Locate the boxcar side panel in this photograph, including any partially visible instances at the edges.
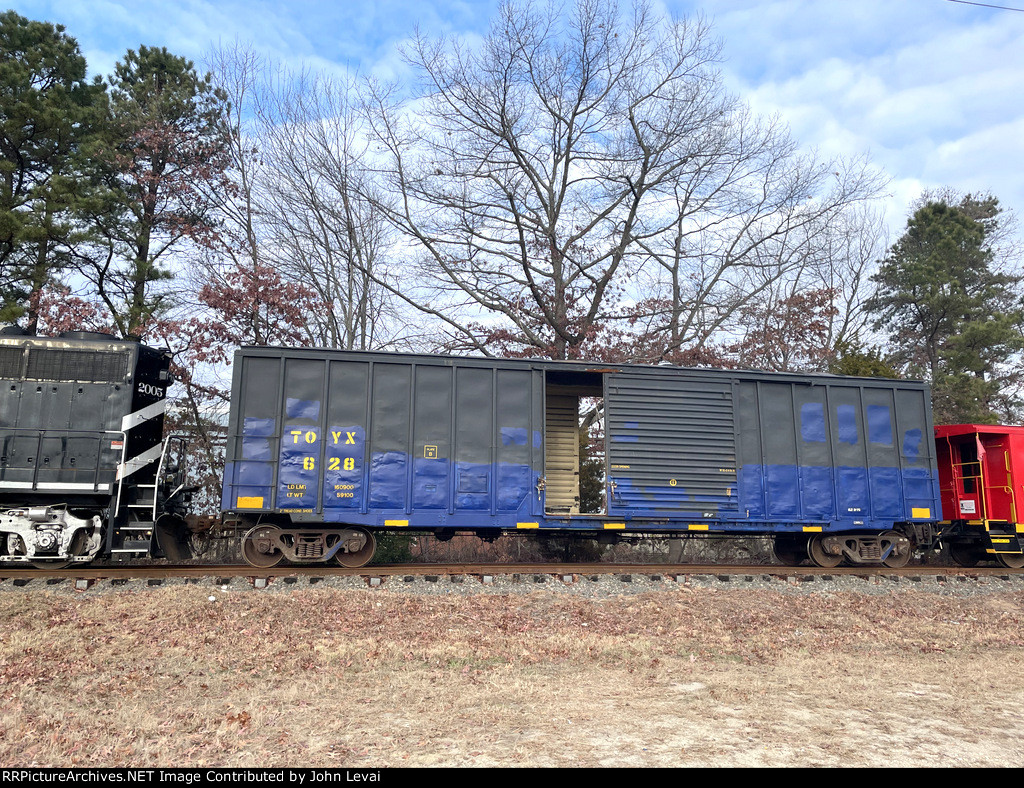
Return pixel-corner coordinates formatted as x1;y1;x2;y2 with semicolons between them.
225;353;543;525
894;388;940;520
278;358;325;512
862;386;902;520
454;366;492;512
411;364;452;511
829;385;872;519
757;382;800;520
323;359;370;514
368;363;411;511
223;355;280;511
496;369;535;513
736;381;765;519
793;384;834;520
729;379;939;529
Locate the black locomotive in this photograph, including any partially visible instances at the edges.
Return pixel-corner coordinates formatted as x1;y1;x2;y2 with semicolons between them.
0;326;191;567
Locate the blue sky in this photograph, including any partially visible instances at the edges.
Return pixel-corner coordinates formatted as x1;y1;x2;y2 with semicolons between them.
8;0;1024;238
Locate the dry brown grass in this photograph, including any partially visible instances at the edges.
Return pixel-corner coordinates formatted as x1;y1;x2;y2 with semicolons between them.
2;584;1023;767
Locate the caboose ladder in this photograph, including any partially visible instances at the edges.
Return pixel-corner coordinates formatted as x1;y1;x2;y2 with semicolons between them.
975;443;1024;558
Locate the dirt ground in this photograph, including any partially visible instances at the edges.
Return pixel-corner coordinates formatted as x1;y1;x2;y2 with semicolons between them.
1;577;1023;768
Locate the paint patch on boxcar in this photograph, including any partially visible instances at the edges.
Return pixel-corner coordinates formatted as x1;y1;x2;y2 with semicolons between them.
286;397;320;421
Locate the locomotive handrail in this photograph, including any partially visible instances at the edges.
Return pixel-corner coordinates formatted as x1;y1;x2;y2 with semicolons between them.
151;434;189;522
113;429;127;517
152;437;169;522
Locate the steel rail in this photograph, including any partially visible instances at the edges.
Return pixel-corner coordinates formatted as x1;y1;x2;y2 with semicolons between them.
1;561;1021;583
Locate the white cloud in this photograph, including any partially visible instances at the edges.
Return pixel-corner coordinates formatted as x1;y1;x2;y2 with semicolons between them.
675;0;1024;228
9;0;1024;231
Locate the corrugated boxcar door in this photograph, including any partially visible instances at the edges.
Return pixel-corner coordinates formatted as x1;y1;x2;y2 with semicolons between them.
605;373;738;515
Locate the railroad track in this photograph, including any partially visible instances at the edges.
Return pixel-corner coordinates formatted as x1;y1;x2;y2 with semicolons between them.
1;561;1022;589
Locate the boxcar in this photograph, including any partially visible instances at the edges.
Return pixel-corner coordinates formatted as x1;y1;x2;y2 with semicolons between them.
222;348;942;568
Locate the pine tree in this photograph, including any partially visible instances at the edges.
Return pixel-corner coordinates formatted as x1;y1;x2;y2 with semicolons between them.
86;46;232;338
0;11;106;330
865;195;1024;423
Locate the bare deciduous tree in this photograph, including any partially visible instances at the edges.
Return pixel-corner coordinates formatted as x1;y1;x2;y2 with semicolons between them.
721;203;890;372
253;68;401;350
363;0;886;360
205;43;403;351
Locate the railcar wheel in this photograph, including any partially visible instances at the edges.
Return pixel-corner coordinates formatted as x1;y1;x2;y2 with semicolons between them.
772;535;806;566
242;525;285;568
880;530;911;568
40;527;93;569
335;528;376;568
13;530;89;570
30;558;72;570
807;534;842;568
949;542;982;567
995;553;1024;569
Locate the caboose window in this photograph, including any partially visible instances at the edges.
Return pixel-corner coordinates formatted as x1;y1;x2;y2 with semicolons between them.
959;441;980;494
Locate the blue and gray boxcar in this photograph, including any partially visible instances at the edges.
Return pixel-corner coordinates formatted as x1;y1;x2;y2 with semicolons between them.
222;348;942;568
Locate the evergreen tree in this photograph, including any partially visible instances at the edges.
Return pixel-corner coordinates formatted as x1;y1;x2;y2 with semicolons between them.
86;46;231;338
827;341;900;379
0;10;106;330
865;195;1024;423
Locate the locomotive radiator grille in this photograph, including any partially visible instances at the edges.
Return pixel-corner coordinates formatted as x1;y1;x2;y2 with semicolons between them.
0;348;22;378
25;349;130;383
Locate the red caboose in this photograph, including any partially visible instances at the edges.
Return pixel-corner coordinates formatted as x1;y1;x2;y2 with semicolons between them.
935;424;1024;567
